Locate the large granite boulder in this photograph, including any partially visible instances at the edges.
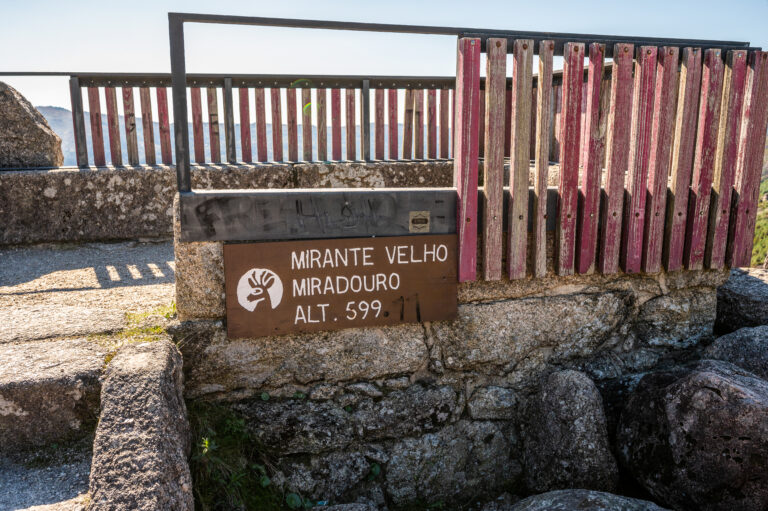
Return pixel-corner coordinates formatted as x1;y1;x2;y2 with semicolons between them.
0;82;63;168
704;325;768;379
509;490;669;510
89;340;192;511
521;370;618;493
617;360;768;511
716;268;768;332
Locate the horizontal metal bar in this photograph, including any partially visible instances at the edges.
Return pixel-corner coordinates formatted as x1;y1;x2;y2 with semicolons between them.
179;187;558;242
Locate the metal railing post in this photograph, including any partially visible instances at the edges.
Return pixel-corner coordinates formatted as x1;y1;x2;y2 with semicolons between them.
68;76;88;168
169;14;191;192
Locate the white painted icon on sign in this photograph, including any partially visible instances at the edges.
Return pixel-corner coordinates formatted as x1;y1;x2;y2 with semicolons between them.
237;268;283;312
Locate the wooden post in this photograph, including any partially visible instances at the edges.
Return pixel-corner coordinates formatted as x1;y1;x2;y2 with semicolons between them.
122;87;139;166
239;87;252;162
706;50;747;269
190;87;205;164
270;88;283;162
207;87;221;163
287;87;299;161
508;39;533;280
375;88;385;159
361;80;371;161
69;77;88;168
621;46;657;274
555;43;585;276
414;89;424;159
440;88;450;158
575;43;605;274
403;89;414;159
427;89;437;158
532;41;553;278
482;38;507;281
87;87;105;166
139;87;156;165
388;89;398;159
104;86;122;166
331;89;342;160
641;47;680;274
684;49;725;270
302;88;313;161
223;78;236;163
454;37;482;282
156;87;173;165
346;88;356;160
727;51;768;267
317;88;328;161
254;88;268;162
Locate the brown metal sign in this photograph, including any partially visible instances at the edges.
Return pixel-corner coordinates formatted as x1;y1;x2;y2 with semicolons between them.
224;235;457;338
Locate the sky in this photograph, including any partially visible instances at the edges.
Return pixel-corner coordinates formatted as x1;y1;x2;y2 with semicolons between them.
2;0;768;112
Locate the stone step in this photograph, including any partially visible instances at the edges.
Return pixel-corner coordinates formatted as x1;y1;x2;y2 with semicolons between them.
0;338;106;452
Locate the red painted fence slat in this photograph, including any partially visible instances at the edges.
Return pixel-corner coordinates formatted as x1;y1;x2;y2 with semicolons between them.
253;88;268;162
641;47;680;273
302;88;312;161
139;87;156;165
388;89;398;159
270;88;283;162
555;42;585;276
728;51;768;267
454;37;482;282
532;40;554;278
104;87;122;166
427;89;437;159
482;37;507;281
598;43;634;274
286;88;298;161
207;88;221;163
317;88;328;161
621;46;657;274
575;43;605;274
122;87;139;166
239;87;252;162
706;50;748;269
331;89;342;160
156;87;172;165
346;88;356;160
508;39;534;280
684;49;725;270
414;89;424;159
87;87;105;166
440;88;450;158
190;87;205;164
375;88;385;159
403;89;414;159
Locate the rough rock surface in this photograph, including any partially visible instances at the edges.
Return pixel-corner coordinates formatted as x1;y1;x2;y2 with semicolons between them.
0;82;63;168
716;267;768;332
89;341;192;511
509;489;669;510
704;325;768;379
468;386;518;419
617;360;768;511
635;288;716;347
0;339;105;452
521;370;618;493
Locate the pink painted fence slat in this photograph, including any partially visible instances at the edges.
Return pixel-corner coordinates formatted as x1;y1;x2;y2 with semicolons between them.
728;51;768;267
270;88;283;162
508;39;534;280
414;89;424;159
532;41;553;278
440;88;450;158
598;44;634;274
684;49;725;270
122;87;139;166
139;87;155;165
207;88;221;163
403;89;414;159
104;87;122;166
555;43;585;276
427;89;437;159
388;89;398;159
239;87;252;162
156;87;172;165
190;87;205;164
87;87;105;166
482;38;507;281
621;46;658;274
317;88;328;161
664;48;703;271
302;88;312;161
705;50;747;269
375;89;385;159
641;47;680;273
254;88;268;162
454;37;482;282
331;89;342;160
346;88;356;160
286;88;298;161
575;43;605;274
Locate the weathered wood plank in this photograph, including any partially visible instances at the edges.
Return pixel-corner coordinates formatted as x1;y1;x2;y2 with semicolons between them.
87;87;105;166
532;40;553;278
316;88;327;161
440;88;450;158
413;89;424;158
454;37;482;282
575;43;605;274
139;87;156;165
374;88;385;159
156;87;172;165
403;89;414;159
207;87;221;163
270;88;283;162
427;89;437;159
122;87;139;166
239;87;252;162
555;43;585;276
346;88;356;160
286;88;299;161
663;48;703;271
302;88;312;161
508;39;534;280
482;38;507;281
69;78;88;167
621;46;658;274
331;88;342;160
641;47;680;273
104;87;122;166
598;44;634;274
705;50;748;269
190;87;205;164
388;89;398;159
223;79;236;163
684;49;725;270
253;88;268;162
728;51;768;267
